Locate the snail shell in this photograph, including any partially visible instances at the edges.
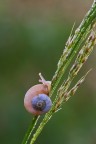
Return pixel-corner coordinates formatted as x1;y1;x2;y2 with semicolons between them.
24;73;52;115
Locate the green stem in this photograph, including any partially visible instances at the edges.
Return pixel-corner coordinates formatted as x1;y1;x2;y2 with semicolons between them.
29;1;96;144
30;112;53;144
22;116;40;144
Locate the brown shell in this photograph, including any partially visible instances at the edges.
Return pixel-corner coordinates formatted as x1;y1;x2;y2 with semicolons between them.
24;84;50;115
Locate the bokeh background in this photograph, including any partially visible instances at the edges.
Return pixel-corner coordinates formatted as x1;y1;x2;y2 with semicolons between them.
0;0;96;144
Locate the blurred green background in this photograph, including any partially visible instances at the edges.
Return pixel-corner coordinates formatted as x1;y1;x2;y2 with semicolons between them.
0;0;96;144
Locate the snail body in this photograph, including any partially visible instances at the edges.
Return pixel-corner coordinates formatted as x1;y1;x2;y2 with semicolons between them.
24;73;52;116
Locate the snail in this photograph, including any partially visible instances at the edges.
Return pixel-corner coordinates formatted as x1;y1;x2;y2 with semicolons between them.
24;73;52;115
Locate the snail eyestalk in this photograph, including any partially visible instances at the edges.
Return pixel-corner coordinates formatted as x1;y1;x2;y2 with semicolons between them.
39;73;51;92
39;73;47;84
